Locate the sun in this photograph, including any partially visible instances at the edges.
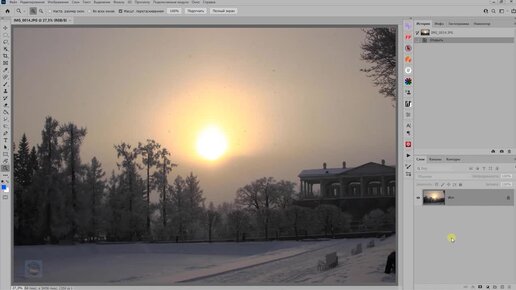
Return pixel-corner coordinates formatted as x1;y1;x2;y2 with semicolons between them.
196;125;228;161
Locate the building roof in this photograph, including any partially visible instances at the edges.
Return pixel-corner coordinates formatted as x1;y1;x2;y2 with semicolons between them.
298;167;353;178
298;162;395;179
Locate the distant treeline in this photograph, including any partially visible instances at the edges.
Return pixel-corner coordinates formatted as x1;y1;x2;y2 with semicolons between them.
14;116;394;245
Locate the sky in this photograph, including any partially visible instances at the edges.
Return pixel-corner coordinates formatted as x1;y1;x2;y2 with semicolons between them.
13;27;396;204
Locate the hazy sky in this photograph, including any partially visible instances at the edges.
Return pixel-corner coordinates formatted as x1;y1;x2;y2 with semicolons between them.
13;27;395;204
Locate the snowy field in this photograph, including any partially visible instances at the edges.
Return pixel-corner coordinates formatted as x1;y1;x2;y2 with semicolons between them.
14;235;396;285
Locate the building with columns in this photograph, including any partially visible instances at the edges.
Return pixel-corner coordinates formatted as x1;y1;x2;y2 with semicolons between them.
295;160;395;218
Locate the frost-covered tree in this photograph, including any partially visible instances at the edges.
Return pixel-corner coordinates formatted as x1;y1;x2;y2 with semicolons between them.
34;116;65;243
170;175;187;240
167;172;206;241
137;139;161;234
13;135;28;240
275;180;297;209
13;134;39;244
363;208;387;231
115;143;138;211
14;134;31;187
204;202;220;242
213;202;238;239
236;177;276;210
227;209;250;242
59;122;87;239
114;143;146;240
315;204;345;237
28;146;38;175
152;147;177;229
106;170;123;240
235;177;284;240
385;206;395;230
184;172;205;238
38;117;61;171
83;157;106;240
284;205;313;239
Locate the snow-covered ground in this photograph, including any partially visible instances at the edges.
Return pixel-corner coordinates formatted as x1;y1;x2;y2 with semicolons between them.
14;235;396;285
188;236;396;285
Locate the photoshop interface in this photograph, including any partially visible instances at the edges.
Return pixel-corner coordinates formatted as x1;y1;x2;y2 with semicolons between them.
0;1;514;290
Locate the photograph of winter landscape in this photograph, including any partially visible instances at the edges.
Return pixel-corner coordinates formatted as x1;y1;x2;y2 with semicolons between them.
12;26;397;285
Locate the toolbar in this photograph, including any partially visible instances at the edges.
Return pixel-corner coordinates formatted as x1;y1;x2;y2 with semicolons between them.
0;20;10;202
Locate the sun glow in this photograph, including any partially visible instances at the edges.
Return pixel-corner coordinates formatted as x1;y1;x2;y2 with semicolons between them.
196;125;228;161
155;81;267;163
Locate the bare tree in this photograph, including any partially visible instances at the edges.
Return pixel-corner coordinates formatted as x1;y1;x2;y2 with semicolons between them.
361;28;397;101
235;177;278;240
205;202;220;242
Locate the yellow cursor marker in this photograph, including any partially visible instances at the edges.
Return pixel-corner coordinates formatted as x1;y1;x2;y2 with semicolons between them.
447;233;457;243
